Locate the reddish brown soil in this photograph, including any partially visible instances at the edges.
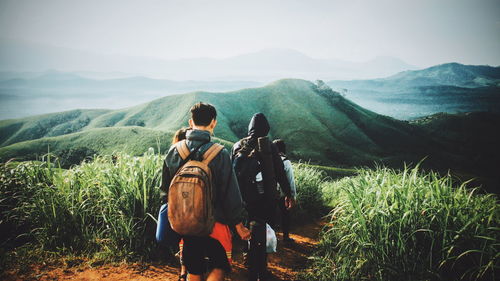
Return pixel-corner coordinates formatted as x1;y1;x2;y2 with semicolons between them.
2;221;322;281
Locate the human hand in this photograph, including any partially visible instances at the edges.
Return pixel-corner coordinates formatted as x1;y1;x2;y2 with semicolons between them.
285;196;295;210
235;222;251;240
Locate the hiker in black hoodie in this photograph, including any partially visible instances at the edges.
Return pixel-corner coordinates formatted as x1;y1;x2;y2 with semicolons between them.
231;113;293;280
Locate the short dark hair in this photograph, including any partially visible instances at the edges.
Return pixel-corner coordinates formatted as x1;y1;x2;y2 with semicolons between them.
273;139;286;154
190;102;217;126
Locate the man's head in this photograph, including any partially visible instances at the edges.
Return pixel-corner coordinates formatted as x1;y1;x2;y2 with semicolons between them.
188;102;217;133
273;139;286;154
248;113;270;138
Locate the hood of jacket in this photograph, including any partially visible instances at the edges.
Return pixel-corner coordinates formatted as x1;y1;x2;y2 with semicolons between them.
247;113;270;138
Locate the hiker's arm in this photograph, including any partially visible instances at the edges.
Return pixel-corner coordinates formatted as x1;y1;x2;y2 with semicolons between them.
272;145;292;197
230;141;241;161
218;149;247;226
159;145;180;202
159;160;171;202
284;160;297;199
235;222;251;240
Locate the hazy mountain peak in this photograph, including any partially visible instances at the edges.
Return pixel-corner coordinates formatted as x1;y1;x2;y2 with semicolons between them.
367;56;414;65
234;48;313;60
385;62;500;87
36;69;84;80
0;39;417;80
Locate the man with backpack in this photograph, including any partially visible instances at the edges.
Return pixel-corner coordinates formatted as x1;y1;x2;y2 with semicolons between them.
231;113;293;280
160;102;251;281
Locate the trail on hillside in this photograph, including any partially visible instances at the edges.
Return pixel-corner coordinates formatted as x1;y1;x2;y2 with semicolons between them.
2;221;323;281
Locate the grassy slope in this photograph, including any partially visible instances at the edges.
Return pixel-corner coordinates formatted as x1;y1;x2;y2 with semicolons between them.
0;126;234;165
0;127;170;161
84;79;440;166
410;112;500;193
0;109;111;146
1;79;499;182
307;166;499;281
1;79;396;165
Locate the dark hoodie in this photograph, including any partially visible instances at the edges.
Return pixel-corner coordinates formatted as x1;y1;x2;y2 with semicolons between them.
231;113;292;198
248;112;270;138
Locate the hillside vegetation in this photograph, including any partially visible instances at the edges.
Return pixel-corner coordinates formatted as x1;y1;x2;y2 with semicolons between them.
0;109;110;146
304;165;499;281
1;78;500;192
0;153;328;265
1;155;497;281
0;126;234;168
0;79;465;165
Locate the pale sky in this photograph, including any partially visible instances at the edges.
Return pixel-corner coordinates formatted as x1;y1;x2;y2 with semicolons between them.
0;0;499;66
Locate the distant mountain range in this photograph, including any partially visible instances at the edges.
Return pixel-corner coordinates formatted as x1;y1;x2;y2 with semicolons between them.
328;63;500;119
1;62;499;120
1;79;499;192
0;70;263;119
0;70;261;91
0;39;417;81
329;63;500;89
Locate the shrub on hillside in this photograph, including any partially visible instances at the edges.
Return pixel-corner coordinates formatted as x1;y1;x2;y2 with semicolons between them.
304;165;499;281
57;147;97;168
292;163;329;219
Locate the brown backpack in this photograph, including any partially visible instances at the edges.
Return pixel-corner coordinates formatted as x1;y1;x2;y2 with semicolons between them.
167;140;224;236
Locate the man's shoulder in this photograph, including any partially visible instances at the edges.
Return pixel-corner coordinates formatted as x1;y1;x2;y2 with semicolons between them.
206;142;230;161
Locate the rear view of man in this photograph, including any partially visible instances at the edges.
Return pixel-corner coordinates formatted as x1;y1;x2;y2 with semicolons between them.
160;102;251;281
232;113;293;280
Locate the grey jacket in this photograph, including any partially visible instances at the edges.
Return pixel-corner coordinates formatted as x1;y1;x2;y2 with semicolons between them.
160;129;246;226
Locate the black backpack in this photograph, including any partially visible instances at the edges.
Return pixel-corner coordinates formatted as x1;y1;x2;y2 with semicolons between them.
233;136;277;203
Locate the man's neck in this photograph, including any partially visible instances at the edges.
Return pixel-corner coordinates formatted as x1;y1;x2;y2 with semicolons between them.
192;126;212;134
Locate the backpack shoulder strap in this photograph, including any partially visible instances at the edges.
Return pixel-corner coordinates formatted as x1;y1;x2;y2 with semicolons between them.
202;143;224;165
175;140;190;160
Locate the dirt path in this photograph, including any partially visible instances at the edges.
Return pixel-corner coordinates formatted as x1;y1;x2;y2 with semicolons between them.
2;221;323;281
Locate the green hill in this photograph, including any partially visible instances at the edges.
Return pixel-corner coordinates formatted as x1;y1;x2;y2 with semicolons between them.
0;126;234;167
387;63;500;88
329;63;500;90
0;109;111;146
327;63;500;119
410;111;500;178
0;79;434;166
0;127;169;165
1;78;500;193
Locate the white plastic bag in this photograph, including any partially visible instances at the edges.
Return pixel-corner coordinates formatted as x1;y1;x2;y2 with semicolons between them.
266;223;277;253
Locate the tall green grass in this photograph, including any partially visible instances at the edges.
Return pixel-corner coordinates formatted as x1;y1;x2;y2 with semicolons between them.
0;154;327;265
305;165;499;281
291;163;330;219
2;155;498;281
1;149;163;261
